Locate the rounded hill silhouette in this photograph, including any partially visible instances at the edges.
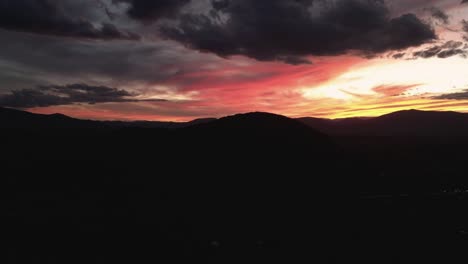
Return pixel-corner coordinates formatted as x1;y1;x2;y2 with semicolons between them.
181;112;334;155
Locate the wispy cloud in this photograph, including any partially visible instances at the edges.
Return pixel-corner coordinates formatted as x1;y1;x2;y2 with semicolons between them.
0;83;165;108
433;89;468;100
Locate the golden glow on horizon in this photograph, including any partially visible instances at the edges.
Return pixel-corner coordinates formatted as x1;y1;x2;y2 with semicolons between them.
294;55;468;118
301;56;468;101
322;99;468;119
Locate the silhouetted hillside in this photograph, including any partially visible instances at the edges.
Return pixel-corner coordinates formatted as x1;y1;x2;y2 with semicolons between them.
7;107;468;138
299;109;468;137
181;112;333;152
297;116;368;136
0;107;103;130
3;107;344;263
4;107;468;263
103;117;217;129
368;109;468;136
0;107;335;163
0;107;215;131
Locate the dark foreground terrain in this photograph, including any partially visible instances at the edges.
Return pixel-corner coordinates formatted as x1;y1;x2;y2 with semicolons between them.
3;107;468;263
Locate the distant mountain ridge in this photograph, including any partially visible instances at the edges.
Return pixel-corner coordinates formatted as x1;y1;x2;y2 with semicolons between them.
298;109;468;136
3;107;468;137
0;107;216;130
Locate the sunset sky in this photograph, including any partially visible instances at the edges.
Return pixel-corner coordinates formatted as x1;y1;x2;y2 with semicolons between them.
1;0;468;121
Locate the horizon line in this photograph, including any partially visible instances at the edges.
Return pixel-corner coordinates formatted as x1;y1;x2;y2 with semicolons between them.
2;106;466;124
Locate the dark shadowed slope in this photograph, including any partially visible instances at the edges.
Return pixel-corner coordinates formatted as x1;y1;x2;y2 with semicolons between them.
107;117;217;129
183;112;332;148
3;108;341;263
0;107;102;130
5;108;468;263
0;107;337;171
297;116;368;136
170;111;337;176
298;109;468;137
367;109;468;136
0;107;335;161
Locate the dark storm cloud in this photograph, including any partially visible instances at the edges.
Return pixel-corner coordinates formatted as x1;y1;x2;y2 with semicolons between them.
96;0;116;20
280;56;313;65
412;40;466;59
387;0;444;15
428;7;449;25
114;0;191;22
160;0;436;64
0;84;165;108
0;0;139;40
0;29;207;87
433;89;468;100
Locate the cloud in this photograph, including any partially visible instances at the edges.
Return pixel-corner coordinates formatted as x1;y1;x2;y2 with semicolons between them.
373;84;421;96
433;89;468;100
160;0;436;64
96;0;116;20
0;84;165;108
437;49;467;58
392;53;406;59
279;56;313;65
114;0;191;22
427;7;449;25
413;46;442;58
0;29;226;89
441;41;465;49
462;20;468;41
412;40;466;59
387;0;447;16
0;0;139;40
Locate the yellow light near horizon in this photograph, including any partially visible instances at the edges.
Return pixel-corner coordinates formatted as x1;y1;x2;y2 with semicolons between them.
301;56;468;101
301;84;355;101
295;55;468;119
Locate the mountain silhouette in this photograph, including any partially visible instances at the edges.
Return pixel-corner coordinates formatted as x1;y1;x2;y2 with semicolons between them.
0;107;215;131
5;107;468;263
181;112;332;149
0;107;337;179
5;107;468;138
2;107;342;263
298;109;468;137
0;106;101;130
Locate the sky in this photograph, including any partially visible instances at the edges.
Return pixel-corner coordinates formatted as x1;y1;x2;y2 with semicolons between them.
1;0;468;121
